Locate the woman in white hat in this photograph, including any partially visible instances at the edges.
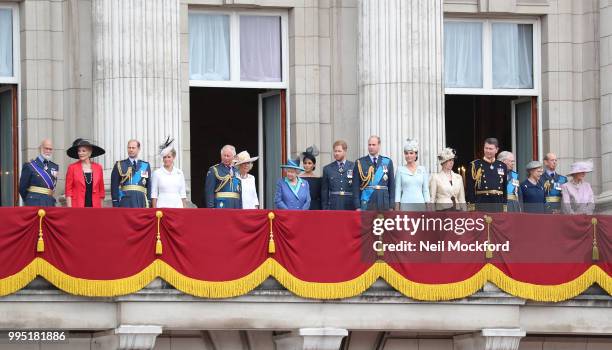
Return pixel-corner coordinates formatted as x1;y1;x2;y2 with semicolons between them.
394;139;430;211
151;138;187;208
519;160;545;213
561;161;595;214
235;151;260;209
429;148;466;211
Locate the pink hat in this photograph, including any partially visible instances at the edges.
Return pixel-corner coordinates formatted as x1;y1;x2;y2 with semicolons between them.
567;160;593;176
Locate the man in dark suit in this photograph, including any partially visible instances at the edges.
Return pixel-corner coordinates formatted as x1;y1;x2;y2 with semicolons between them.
111;139;152;208
352;135;395;211
321;140;355;210
19;139;58;206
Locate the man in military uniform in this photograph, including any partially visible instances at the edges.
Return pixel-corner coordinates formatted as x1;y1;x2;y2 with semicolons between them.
352;135;395;211
497;151;521;212
19;139;58;206
111;140;152;208
321;140;354;210
204;145;242;209
540;152;567;214
466;138;507;212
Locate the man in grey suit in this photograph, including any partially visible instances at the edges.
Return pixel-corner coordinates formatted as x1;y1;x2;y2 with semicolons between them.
321;140;355;210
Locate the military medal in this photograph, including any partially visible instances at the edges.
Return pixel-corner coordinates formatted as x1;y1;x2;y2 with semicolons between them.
490;165;494;170
347;169;353;178
338;166;344;173
143;179;147;185
382;165;388;181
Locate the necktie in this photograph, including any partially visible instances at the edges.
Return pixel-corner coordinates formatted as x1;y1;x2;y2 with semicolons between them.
372;157;377;166
339;162;344;171
43;160;48;170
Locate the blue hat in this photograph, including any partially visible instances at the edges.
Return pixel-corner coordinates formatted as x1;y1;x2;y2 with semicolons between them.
280;158;304;171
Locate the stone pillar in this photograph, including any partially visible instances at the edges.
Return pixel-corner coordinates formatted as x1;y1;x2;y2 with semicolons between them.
93;325;162;350
358;0;445;171
599;0;612;212
274;328;348;350
453;328;525;350
92;0;181;177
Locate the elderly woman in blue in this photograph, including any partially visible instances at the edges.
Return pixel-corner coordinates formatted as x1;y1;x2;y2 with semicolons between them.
275;158;311;210
394;139;430;211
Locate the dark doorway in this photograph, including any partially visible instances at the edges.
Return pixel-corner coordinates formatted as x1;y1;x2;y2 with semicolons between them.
0;84;18;206
190;87;266;207
445;95;514;172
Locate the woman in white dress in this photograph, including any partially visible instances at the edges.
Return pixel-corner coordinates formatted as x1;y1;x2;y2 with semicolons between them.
235;151;260;209
151;138;187;208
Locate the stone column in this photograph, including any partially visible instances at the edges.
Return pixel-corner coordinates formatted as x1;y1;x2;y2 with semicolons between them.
92;0;181;177
274;328;348;350
93;325;162;350
453;328;525;350
599;0;612;212
358;0;445;171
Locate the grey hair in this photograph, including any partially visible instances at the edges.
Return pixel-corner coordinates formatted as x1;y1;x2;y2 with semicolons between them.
220;145;236;156
497;151;513;162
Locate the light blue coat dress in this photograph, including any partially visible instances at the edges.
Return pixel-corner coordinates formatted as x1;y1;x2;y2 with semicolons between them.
274;178;311;210
395;165;430;211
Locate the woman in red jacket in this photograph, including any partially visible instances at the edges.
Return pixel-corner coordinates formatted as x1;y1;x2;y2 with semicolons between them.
65;139;106;207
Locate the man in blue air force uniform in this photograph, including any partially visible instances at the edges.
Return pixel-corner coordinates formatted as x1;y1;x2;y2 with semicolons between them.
19;139;58;206
497;151;521;212
111;139;152;208
321;140;355;210
203;145;242;209
540;152;567;214
352;135;395;211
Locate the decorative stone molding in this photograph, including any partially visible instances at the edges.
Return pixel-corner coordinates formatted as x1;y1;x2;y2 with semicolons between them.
454;328;526;350
274;328;348;350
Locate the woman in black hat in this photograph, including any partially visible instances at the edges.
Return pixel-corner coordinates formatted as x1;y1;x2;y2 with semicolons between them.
65;139;106;208
300;145;321;210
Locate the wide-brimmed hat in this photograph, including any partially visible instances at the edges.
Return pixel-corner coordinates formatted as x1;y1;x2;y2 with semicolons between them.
525;160;543;171
66;138;105;159
567;160;593;175
235;151;259;166
280;158;304;172
437;147;457;164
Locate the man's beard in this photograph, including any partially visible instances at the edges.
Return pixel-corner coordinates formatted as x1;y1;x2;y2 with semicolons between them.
41;153;52;161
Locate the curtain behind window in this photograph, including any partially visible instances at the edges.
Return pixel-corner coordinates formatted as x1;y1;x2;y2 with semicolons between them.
444;21;483;88
492;23;533;89
189;13;230;81
240;16;281;82
0;9;13;77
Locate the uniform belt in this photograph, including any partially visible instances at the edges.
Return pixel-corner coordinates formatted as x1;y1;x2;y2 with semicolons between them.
366;186;388;190
330;191;352;196
546;196;561;203
121;185;147;194
476;190;503;196
27;186;54;196
507;194;518;201
215;192;240;199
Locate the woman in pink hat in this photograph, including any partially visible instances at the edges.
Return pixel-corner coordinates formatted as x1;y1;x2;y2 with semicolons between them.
561;161;595;214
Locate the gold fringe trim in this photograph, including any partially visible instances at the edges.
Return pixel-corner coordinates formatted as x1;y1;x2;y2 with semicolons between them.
0;259;611;301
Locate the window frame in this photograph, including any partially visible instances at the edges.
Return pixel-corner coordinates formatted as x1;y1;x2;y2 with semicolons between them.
188;8;289;89
0;3;20;84
443;17;541;96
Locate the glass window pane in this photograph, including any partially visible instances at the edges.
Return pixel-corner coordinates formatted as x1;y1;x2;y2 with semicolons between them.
240;16;281;82
492;23;533;89
189;13;230;81
0;9;13;77
444;21;483;88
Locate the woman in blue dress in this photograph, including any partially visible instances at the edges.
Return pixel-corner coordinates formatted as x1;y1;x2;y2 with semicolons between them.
519;160;546;213
275;158;311;210
394;139;430;211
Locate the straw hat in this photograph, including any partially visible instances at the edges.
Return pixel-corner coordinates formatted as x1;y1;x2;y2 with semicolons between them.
235;151;259;166
567;160;593;176
437;147;456;164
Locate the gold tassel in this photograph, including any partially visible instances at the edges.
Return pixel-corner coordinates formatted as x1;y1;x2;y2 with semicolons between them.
484;215;493;259
591;217;599;261
268;212;276;254
155;211;163;256
36;209;46;253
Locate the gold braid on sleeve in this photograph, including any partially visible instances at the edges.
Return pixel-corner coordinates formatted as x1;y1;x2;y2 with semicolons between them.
357;160;374;191
471;162;483;190
116;161;132;185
